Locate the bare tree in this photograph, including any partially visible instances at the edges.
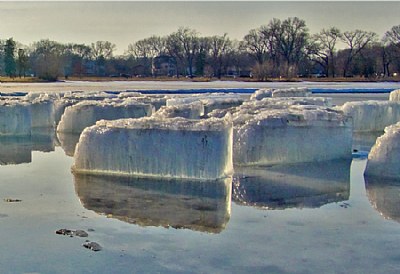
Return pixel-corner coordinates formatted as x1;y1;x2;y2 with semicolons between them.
384;25;400;48
341;30;377;77
309;27;342;77
208;34;233;78
241;28;268;65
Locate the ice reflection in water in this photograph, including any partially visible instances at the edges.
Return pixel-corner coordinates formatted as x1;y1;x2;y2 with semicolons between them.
365;176;400;223
0;129;56;165
232;159;351;209
73;173;232;233
57;132;81;156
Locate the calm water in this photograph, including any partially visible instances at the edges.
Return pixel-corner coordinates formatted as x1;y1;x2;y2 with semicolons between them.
0;129;399;274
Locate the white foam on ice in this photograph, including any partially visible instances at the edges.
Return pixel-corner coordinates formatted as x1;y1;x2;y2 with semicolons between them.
340;100;400;132
73;116;233;180
57;100;154;134
365;122;400;179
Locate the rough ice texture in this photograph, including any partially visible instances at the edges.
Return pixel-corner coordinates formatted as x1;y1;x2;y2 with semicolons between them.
57;100;154;134
272;87;311;98
153;102;204;119
167;93;244;115
233;104;352;165
340;100;400;132
54;98;79;125
0;100;31;136
364;122;400;179
250;88;273;100
73;116;233;180
62;91;118;101
74;174;231;233
26;94;56;128
390;89;400;101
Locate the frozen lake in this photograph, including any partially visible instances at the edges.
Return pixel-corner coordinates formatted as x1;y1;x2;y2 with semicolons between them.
1;82;400;273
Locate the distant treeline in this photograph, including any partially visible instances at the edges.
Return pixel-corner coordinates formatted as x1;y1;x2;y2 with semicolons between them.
2;17;400;81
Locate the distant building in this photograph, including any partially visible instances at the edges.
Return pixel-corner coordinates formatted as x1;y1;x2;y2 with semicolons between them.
152;55;177;77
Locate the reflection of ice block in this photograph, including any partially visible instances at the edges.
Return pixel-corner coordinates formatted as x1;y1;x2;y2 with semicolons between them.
340;101;400;132
390;89;400;101
57;100;153;134
0;136;32;165
31;128;56;152
234;105;352;165
0;101;31;136
233;159;351;209
73;116;233;180
74;173;231;233
272;87;311;98
153;102;204;119
57;132;81;156
365;177;400;223
365;122;400;179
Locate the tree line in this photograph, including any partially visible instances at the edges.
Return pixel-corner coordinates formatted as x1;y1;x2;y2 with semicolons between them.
1;17;400;81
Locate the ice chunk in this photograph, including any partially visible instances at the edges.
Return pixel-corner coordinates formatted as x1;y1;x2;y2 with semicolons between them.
74;173;231;233
153;102;204;119
167;93;244;115
272;87;311;98
0;100;31;136
250;88;273;100
28;94;55;128
73;116;233;180
57;100;154;134
340;101;400;132
54;98;79;125
234;105;352;165
390;89;400;101
364;122;400;179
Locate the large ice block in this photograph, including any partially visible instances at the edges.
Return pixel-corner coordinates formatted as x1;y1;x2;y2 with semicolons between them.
153;102;204;119
390;89;400;101
0;100;31;136
74;173;231;233
340;100;400;132
271;87;311;98
167;93;244;115
234;105;352;165
57;100;154;134
73;116;233;180
364;122;400;179
28;94;55;128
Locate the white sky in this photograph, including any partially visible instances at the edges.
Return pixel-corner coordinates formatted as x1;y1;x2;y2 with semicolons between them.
0;1;399;54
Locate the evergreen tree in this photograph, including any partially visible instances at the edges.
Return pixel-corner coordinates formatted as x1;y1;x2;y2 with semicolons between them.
4;38;16;77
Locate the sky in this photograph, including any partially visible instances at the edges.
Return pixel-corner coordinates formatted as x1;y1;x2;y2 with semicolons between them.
0;1;399;54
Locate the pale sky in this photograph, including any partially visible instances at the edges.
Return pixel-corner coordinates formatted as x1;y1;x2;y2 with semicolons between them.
0;1;399;54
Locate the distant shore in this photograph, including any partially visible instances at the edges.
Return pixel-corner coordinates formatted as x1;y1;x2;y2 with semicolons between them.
1;76;400;84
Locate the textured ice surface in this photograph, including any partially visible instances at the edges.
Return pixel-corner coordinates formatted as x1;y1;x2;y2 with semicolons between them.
167;93;244;115
272;87;311;98
233;104;352;165
340;100;400;132
28;94;55;128
73;116;233;180
57;100;153;133
0;100;31;135
74;173;231;233
390;89;400;101
153;102;204;119
250;88;273;100
365;122;400;179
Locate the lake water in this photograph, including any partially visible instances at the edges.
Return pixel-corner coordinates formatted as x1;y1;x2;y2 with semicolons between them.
1;82;400;273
